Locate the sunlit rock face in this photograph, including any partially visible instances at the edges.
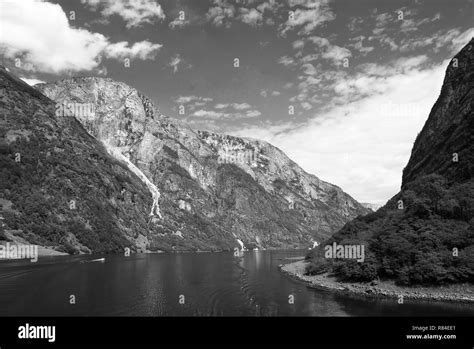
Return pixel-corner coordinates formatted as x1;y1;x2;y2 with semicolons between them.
0;67;157;254
34;76;369;252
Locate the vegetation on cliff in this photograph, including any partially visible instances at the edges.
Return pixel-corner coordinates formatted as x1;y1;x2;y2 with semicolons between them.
306;39;474;286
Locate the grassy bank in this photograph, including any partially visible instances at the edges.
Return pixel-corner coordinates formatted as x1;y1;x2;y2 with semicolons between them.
280;260;474;303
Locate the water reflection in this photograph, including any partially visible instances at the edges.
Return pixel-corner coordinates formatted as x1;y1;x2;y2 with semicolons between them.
0;250;472;316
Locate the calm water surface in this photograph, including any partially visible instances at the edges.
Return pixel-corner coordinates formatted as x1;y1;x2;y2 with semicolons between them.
0;250;473;316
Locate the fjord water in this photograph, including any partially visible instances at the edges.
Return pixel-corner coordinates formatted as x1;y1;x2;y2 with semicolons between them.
0;250;472;316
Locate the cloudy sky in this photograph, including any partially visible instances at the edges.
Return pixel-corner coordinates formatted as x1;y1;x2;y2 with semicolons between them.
1;0;473;205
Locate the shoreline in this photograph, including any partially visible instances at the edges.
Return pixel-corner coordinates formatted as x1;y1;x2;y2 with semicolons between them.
279;260;474;304
0;247;283;263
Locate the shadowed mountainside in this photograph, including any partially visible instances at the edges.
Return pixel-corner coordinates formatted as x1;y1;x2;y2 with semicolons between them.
306;39;474;286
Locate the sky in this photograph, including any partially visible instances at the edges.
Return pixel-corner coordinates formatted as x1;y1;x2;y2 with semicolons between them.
0;0;473;205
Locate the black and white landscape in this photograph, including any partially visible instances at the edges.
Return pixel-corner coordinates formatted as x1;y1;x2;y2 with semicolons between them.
0;0;473;324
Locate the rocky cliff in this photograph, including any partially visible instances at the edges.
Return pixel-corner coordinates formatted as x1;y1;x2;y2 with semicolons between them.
306;39;474;285
25;75;368;253
0;66;160;254
402;42;474;185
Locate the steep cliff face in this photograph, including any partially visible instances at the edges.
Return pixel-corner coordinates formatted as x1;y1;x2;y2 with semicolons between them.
0;66;159;254
33;75;369;252
307;39;474;286
402;40;474;185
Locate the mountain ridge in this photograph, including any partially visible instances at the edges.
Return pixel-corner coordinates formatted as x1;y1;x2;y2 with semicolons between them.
0;65;158;254
36;74;370;249
1;65;369;255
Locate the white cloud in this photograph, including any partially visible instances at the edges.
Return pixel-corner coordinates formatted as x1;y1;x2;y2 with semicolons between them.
206;0;279;28
367;7;473;55
169;18;191;29
449;28;474;53
191;104;261;120
174;95;213;104
81;0;165;28
166;54;187;73
282;36;352;106
279;0;335;36
230;60;448;205
374;12;393;32
0;0;162;74
238;8;263;26
257;0;280;13
292;39;305;50
347;16;364;32
246;110;262;117
331;55;430;103
394;28;470;53
348;36;374;56
193;109;227;119
307;36;351;65
301;63;317;75
232;102;251;110
288;0;328;7
206;0;236;28
393;55;429;70
278;55;296;67
323;45;351;63
213;102;252;111
105;40;162;60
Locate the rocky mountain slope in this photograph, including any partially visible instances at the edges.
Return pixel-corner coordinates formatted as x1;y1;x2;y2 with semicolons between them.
0;66;161;254
402;45;474;185
306;39;474;285
26;75;368;253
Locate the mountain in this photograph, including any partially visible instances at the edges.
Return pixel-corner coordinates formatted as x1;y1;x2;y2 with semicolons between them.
0;66;369;255
360;203;382;212
306;39;474;285
402;45;474;186
0;66;164;254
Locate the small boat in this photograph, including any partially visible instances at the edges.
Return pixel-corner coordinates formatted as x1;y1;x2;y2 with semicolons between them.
81;258;105;263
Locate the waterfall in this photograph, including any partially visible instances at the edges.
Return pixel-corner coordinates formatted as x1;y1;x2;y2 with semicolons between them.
105;143;162;219
237;239;246;251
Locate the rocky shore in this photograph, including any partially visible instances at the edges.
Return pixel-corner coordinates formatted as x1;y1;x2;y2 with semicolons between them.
280;260;474;304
